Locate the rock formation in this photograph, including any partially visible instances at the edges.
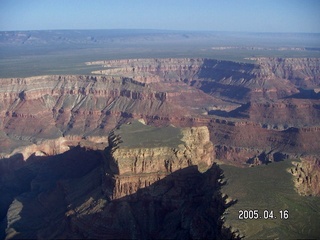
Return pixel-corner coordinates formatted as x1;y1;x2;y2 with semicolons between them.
109;122;213;198
290;156;320;196
1;123;239;239
1;57;320;166
1;57;320;239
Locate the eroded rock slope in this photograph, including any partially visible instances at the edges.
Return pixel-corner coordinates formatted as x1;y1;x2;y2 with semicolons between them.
0;57;320;212
1;123;239;239
1;58;320;164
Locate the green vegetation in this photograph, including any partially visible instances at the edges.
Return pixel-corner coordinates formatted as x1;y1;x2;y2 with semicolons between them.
220;160;320;239
114;120;183;148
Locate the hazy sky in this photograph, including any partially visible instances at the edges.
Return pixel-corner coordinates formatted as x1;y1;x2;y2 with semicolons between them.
0;0;319;33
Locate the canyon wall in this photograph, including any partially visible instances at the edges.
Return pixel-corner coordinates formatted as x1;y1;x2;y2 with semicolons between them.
1;124;239;239
1;57;320;239
290;156;320;196
109;124;213;198
1;57;320;165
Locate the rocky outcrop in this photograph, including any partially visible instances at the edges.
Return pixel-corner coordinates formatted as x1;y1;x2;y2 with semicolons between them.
290;156;320;196
247;99;320;128
88;57;320;101
109;124;213;198
208;118;320;165
1;57;320;165
214;145;289;166
1;56;320;239
87;58;203;83
254;57;320;88
1;129;238;239
0;73;229;156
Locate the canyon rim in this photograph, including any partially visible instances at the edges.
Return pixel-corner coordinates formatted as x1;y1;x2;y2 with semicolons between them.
1;30;320;239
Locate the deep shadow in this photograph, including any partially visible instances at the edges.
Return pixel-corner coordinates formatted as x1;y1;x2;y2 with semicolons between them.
209;102;250;118
198;59;256;81
3;146;239;240
200;81;251;100
2;146;113;239
272;152;289;162
284;88;320;99
0;153;28;239
70;165;239;240
197;59;255;100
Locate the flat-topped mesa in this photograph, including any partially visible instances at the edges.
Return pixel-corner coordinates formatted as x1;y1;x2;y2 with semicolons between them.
88;58;204;83
88;57;320;101
88;58;257;86
0;75;153;101
107;121;213;198
110;123;213;175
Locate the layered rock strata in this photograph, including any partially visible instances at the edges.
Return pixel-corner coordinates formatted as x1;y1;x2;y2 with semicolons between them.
87;57;320;99
290;156;320;196
1;124;238;239
1;57;320;165
109;123;213;198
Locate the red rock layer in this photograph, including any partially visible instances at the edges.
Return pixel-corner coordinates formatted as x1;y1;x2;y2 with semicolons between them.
1;57;320;165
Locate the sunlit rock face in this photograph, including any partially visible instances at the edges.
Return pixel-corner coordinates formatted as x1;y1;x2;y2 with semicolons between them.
109;122;214;198
1;57;320;163
1;57;320;238
290;156;320;196
1;125;238;239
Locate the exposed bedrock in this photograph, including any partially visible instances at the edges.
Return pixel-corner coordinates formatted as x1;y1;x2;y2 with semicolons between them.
213;145;290;166
88;57;320;99
1;56;320;238
1;127;239;239
254;57;320;88
247;99;320;128
109;125;214;198
290;156;320;196
208;119;320;165
0;57;319;163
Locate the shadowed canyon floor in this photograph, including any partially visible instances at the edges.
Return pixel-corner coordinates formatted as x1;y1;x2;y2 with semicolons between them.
0;127;238;239
1;55;320;239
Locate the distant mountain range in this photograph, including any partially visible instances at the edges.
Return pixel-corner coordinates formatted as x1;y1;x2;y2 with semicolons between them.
1;29;320;47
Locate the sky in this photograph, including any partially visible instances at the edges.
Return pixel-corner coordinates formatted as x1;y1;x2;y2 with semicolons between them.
0;0;319;33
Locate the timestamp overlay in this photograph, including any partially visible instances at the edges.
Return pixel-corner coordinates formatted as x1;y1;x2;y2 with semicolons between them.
220;160;320;239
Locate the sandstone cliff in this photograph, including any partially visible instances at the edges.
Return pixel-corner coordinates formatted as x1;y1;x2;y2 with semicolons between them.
88;57;320;101
109;122;213;198
1;57;320;166
254;57;320;88
290;156;320;196
1;56;320;239
1;124;238;239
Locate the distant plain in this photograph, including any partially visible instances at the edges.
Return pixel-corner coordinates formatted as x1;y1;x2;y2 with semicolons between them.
1;30;320;239
1;30;320;78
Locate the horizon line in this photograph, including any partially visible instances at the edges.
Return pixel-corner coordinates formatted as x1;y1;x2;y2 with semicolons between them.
1;28;320;35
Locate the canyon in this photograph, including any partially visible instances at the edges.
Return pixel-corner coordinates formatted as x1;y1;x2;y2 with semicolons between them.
1;56;320;239
1;58;319;162
1;121;239;239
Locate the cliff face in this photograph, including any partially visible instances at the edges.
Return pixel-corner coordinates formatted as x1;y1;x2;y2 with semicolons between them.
87;58;203;83
254;57;320;88
1;57;320;239
290;156;320;196
109;123;213;198
1;57;320;165
88;57;320;100
1;123;238;239
0;72;229;157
